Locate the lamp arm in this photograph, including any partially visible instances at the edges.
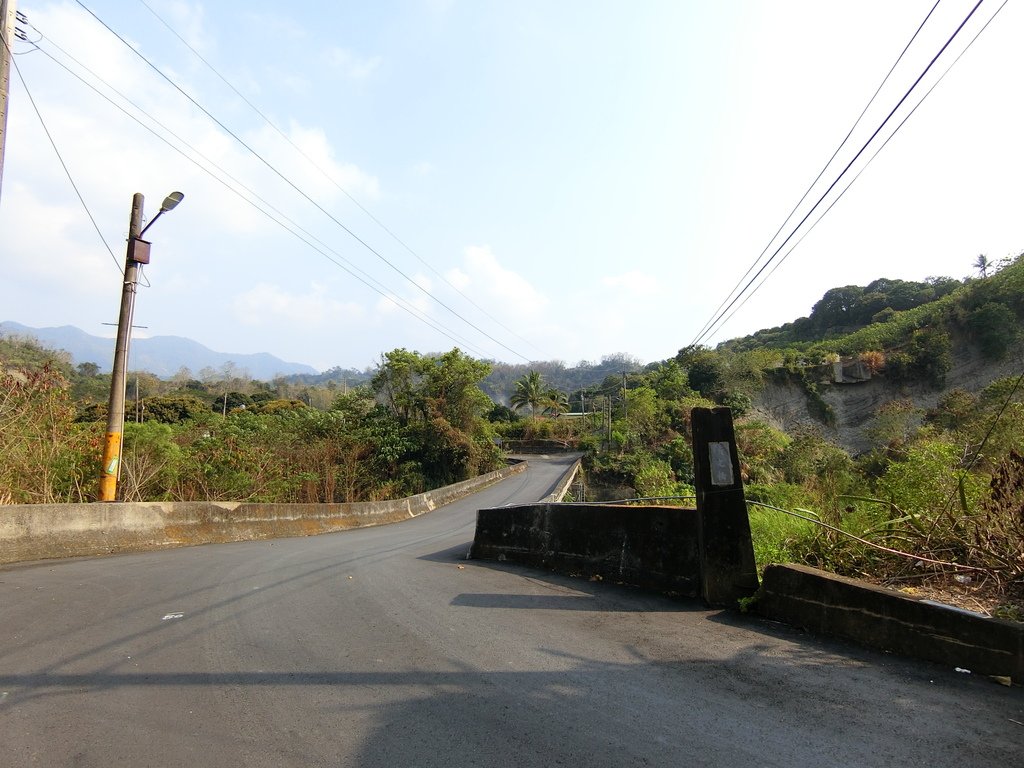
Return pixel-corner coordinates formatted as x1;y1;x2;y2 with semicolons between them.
138;209;164;238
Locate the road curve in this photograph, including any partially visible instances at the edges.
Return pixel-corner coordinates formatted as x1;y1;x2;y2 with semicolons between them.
1;455;1020;766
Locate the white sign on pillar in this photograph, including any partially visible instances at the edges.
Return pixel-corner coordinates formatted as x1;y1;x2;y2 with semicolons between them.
709;442;735;487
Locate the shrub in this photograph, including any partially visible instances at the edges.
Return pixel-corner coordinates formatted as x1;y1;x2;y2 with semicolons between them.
858;350;885;374
877;439;985;518
966;301;1018;360
144;394;210;424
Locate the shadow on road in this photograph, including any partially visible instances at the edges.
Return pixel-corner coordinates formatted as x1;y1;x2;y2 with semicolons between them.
2;643;1011;766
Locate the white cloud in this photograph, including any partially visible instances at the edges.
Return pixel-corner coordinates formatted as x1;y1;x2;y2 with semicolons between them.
232;283;363;328
0;182;116;299
246;120;381;205
324;47;382;81
446;267;470;289
456;245;549;315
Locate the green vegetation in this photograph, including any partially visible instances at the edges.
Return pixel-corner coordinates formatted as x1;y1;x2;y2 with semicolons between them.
0;342;502;503
2;252;1023;608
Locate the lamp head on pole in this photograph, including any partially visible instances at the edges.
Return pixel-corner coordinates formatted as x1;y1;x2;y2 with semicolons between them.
160;191;184;212
139;191;185;238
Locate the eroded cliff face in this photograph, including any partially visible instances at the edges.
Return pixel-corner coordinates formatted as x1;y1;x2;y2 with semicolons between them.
751;335;1024;455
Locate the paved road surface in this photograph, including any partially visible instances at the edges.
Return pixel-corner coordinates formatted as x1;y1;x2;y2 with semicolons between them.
1;455;1021;766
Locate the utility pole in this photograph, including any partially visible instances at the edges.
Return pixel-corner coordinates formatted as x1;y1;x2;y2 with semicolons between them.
0;0;16;204
97;190;183;501
606;398;612;450
621;371;629;450
99;193;145;502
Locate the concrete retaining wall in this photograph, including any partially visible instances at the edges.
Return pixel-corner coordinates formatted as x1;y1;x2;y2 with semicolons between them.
759;564;1023;682
502;439;573;453
0;462;527;565
471;503;701;596
543;458;582;502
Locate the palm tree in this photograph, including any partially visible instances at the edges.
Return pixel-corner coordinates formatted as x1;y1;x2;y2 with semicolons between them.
510;371;546;418
542;388;569;416
974;253;992;278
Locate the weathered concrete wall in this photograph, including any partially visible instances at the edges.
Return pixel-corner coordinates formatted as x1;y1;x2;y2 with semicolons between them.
471;503;701;597
759;564;1023;682
502;439;573;453
543;458;582;502
0;462;527;565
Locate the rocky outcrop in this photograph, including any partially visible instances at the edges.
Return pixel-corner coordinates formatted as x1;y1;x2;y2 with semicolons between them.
751;336;1024;455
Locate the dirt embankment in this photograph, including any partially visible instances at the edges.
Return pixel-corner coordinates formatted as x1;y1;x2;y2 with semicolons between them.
751;335;1024;454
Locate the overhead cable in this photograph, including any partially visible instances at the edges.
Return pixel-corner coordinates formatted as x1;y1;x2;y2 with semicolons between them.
688;0;945;349
27;37;491;358
135;0;545;358
709;0;1009;340
688;0;987;350
73;0;532;363
4;33;122;273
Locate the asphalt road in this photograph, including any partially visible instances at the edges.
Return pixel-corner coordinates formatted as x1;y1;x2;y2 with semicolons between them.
1;454;1021;766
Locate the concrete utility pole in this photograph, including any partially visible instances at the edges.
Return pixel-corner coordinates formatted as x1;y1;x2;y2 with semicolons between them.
99;194;145;502
0;0;16;204
98;190;183;501
621;371;629;449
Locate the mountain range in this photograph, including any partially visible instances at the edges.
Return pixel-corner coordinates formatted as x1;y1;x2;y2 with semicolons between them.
0;321;319;379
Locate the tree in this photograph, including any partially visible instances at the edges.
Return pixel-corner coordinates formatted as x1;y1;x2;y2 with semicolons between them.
144;394;210;424
370;348;500;487
974;253;992;278
809;285;864;329
542;388;569;416
510;371;547;418
676;348;725;399
372;348;427;426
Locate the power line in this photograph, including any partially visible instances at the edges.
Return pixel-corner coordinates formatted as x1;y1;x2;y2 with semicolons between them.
690;0;985;349
33;34;434;315
3;33;121;273
73;0;532;363
134;0;545;358
688;0;987;351
709;0;1010;340
23;35;492;358
688;0;945;349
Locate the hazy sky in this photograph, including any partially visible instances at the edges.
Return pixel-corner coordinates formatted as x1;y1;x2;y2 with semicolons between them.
1;1;1020;372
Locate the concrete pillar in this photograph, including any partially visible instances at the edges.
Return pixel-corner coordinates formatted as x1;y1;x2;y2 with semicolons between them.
691;407;759;606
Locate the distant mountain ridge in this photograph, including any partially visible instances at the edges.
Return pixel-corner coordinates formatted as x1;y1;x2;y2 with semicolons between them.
0;321;319;379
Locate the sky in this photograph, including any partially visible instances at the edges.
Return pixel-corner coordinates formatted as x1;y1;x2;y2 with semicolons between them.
1;0;1021;373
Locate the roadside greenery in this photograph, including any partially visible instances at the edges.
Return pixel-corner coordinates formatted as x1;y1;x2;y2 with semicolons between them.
2;252;1022;606
0;342;502;504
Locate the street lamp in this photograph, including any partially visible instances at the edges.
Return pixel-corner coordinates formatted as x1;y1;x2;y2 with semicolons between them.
98;191;184;502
